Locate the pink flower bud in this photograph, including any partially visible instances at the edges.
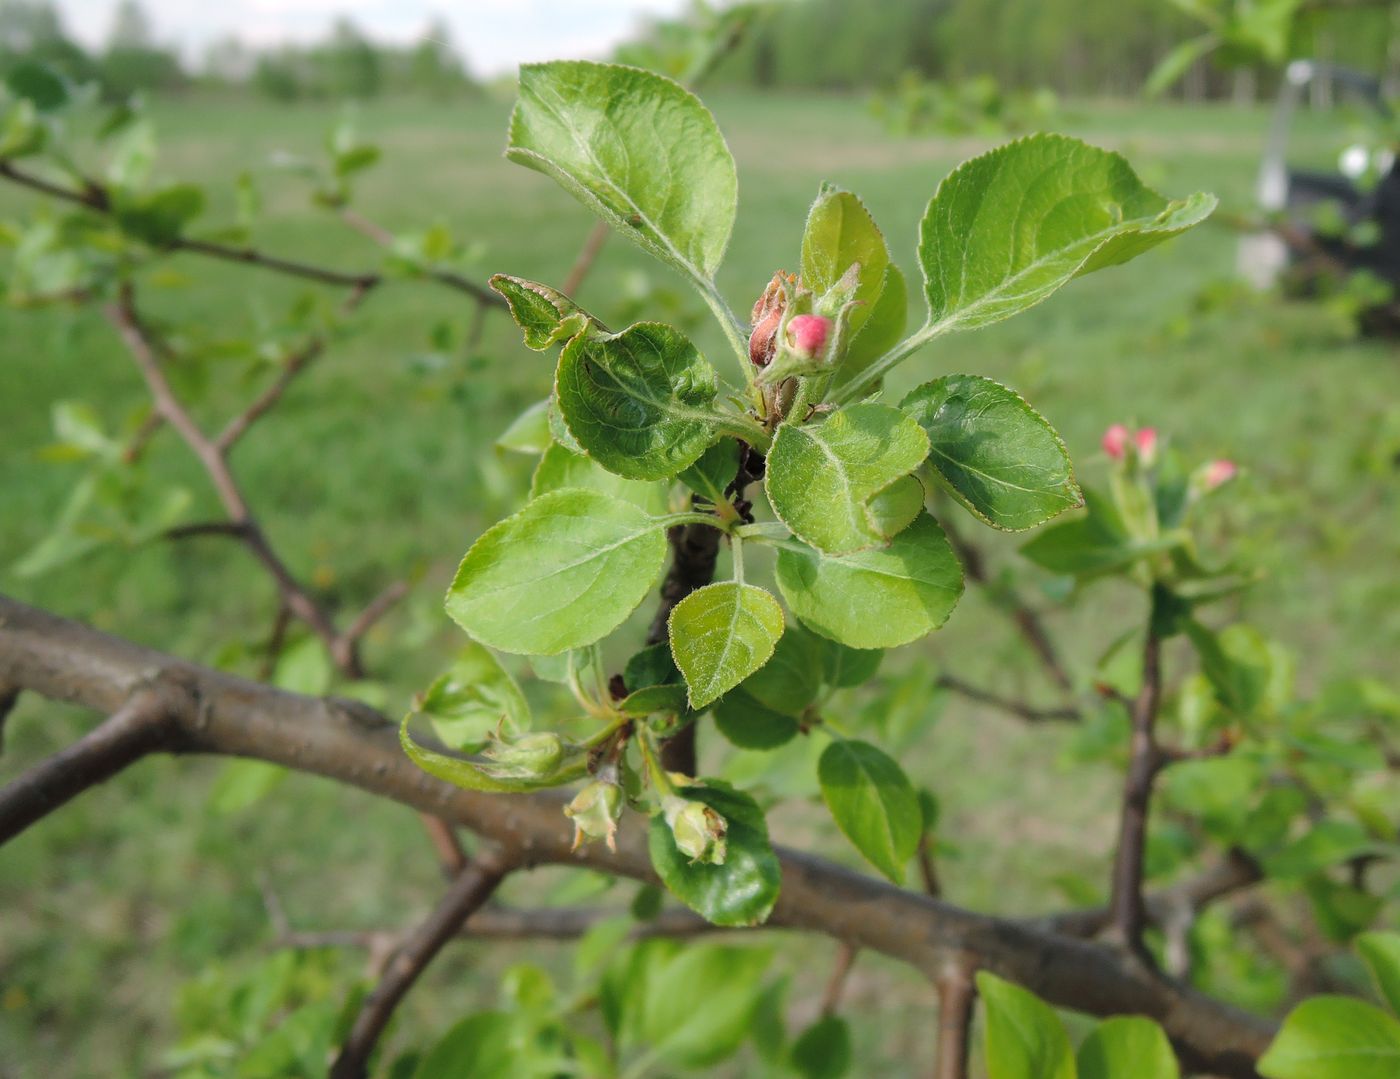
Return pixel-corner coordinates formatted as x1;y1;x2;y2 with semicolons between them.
1202;459;1237;490
1101;424;1129;460
1134;427;1158;462
787;314;830;359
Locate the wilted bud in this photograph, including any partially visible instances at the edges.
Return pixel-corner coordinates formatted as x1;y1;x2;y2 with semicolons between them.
1102;424;1129;460
749;271;793;368
1200;459;1237;491
565;779;623;852
787;314;831;360
662;795;727;865
1134;427;1159;466
481;731;564;779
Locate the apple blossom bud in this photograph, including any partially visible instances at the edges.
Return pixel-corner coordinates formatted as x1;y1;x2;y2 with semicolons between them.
1134;427;1159;466
1201;459;1237;490
787;314;830;359
565;779;623;852
480;731;563;779
662;795;727;865
1102;424;1129;460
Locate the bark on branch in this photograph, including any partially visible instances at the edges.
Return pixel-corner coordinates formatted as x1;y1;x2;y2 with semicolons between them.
0;595;1274;1078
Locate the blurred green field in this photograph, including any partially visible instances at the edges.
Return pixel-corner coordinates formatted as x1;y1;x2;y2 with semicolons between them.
2;92;1400;1076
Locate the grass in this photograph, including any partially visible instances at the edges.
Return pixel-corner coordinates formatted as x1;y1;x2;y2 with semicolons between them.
1;90;1399;1076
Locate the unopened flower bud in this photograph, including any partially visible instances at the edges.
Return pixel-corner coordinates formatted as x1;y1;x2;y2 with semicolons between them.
565;779;623;851
481;731;563;779
1102;424;1129;460
662;795;727;865
1201;459;1237;490
787;314;830;360
1134;427;1159;466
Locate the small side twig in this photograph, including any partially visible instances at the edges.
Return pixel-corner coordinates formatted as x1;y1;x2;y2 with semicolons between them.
0;687;182;845
936;675;1079;724
933;956;978;1079
0;683;19;755
561;221;611;296
820;941;859;1017
329;853;514;1079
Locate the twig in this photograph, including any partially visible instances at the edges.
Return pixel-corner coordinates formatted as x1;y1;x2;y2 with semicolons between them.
0;160;503;307
918;832;943;898
258;602;293;682
821;941;860;1017
0;683;19;755
329;853;513;1079
342;581;409;647
1107;629;1164;964
936;675;1079;724
561;221;611;296
933;956;978;1079
121;411;164;464
162;520;250;542
0;686;181;845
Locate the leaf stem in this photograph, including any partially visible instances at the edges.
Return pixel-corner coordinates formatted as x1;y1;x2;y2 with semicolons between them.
731;534;745;584
654;510;727;531
698;282;758;403
829;321;936;406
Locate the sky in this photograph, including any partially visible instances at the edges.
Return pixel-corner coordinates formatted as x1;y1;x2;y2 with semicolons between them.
52;0;696;76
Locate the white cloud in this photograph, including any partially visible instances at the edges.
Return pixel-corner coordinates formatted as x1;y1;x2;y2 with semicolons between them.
53;0;693;75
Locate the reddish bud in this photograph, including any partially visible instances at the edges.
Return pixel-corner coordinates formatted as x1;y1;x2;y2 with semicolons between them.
1134;427;1159;462
787;314;830;359
1202;459;1237;490
1101;424;1129;460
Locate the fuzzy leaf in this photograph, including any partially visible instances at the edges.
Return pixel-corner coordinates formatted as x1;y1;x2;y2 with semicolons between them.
445;488;667;654
416;642;531;751
489;274;591;351
901;374;1080;531
800;185;890;338
669;582;785;709
530;442;668;513
776;512;963;649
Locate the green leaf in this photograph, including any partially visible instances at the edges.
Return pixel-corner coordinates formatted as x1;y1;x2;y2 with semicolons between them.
791;1015;852;1079
669;582;785;710
1185;620;1273;718
776;512;963;649
713;689;800;750
6;61;69;111
678;437;740;504
640;945;772;1068
817;638;883;689
1356;932;1400;1015
625;642;683;693
489;274;592;351
1144;34;1217;98
976;972;1075;1079
530;443;667;513
507;61;737;282
835;263;908;391
415;643;531;751
496;398;552;454
818;738;921;883
800;185;890;339
648;780;780;926
1259;996;1400;1079
207;760;288;815
113;183;206;246
901;375;1080;531
556;321;722;481
1078;1016;1179;1079
919;134;1215;334
741;622;825;715
1020;487;1172;577
766;403;930;554
400;719;585;793
618;683;688;717
413;1012;519;1079
445;488;667;654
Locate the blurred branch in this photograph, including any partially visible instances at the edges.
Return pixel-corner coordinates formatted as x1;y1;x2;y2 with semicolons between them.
936;675;1080;724
330;853;514;1079
820;941;859;1017
933;956;978;1079
0;595;1278;1078
0;160;504;307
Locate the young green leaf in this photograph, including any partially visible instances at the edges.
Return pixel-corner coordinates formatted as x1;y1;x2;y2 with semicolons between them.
556;321;722;481
713;689;801;749
412;1011;520;1079
648;780;781;926
800;185;890;339
678;437;740;504
776;512;963;649
496;398;552;454
740;621;825;715
1020;487;1172;577
834;263;907;393
507;61;737;283
901;374;1080;531
976;972;1076;1079
415;642;531;751
817;638;883;689
919;134;1215;334
445;488;667;654
1078;1016;1179;1079
790;1015;852;1079
669;582;785;709
489;274;592;351
1356;932;1400;1016
818;738;921;883
400;720;585;793
1259;996;1400;1079
530;442;668;513
639;945;773;1069
766;403;930;554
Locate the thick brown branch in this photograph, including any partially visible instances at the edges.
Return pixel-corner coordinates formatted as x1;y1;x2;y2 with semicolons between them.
0;596;1276;1077
1107;629;1164;963
0;161;503;307
936;675;1080;724
330;854;512;1079
0;686;183;844
933;956;978;1079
